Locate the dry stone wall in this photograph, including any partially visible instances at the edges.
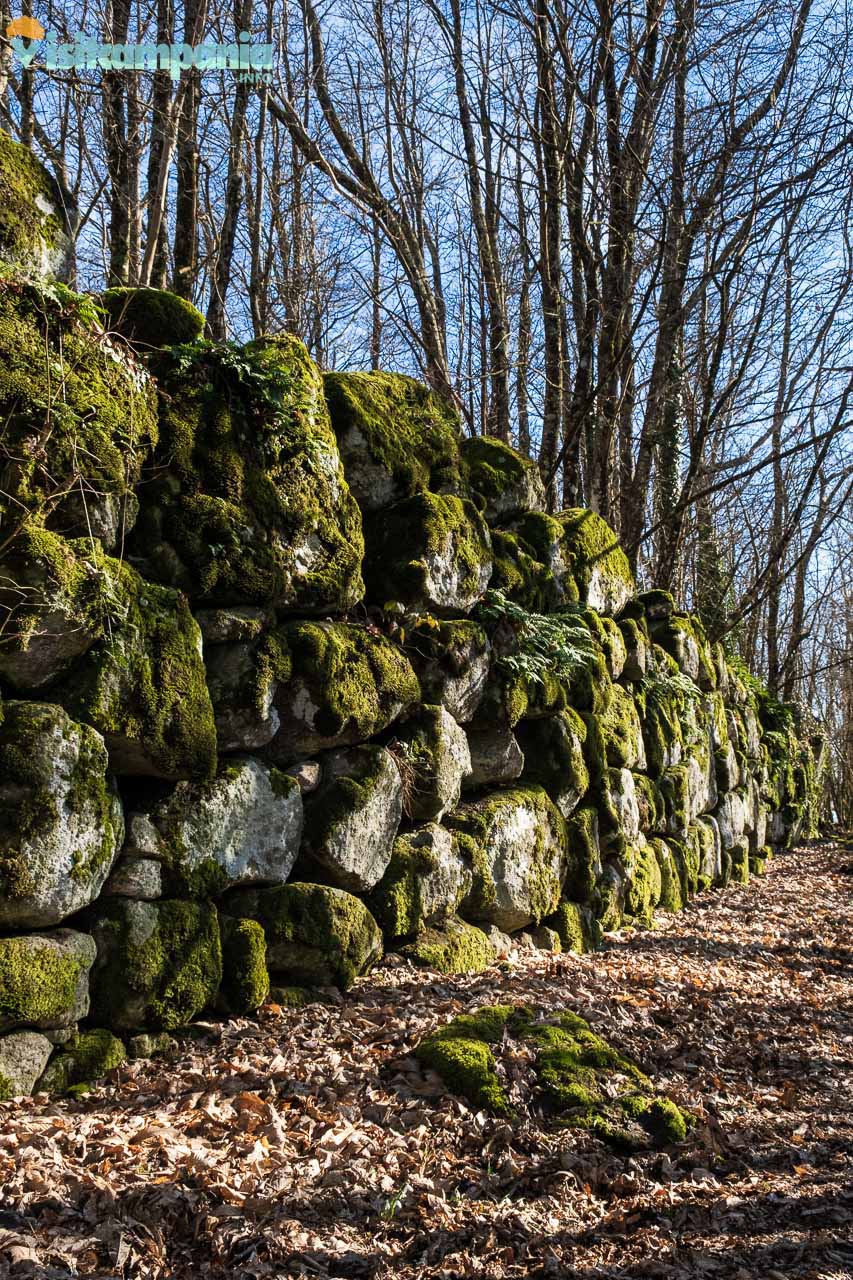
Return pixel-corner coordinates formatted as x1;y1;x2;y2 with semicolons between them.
0;132;824;1098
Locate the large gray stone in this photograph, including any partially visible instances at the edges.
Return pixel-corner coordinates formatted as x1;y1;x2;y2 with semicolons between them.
205;640;281;752
145;757;303;894
0;1032;53;1099
606;768;641;843
390;705;471;821
0;930;96;1032
102;857;163;900
0;703;123;928
368;824;473;937
403;619;490;724
463;723;524;790
714;790;748;850
448;786;568;933
300;745;403;893
516;711;589;819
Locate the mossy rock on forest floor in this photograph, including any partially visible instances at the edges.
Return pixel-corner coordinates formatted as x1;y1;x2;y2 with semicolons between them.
416;1005;688;1149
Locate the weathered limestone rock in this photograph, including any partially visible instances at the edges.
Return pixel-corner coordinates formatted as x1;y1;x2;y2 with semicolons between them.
623;838;663;920
204;637;283;752
368;824;473;938
36;1027;127;1094
558;509;634;614
194;606;271;646
596;862;626;931
53;561;217;780
264;622;420;764
285;760;322;794
516;711;589;818
619;617;650;682
461;437;546;521
364;492;492;614
0;129;72;278
488;529;563;612
390;705;471;821
102;857;163;900
403;618;490;723
218;917;269;1015
399;916;495;974
300;745;403;893
714;790;748;850
505;511;579;604
0;1032;53;1099
145;758;303;895
324;370;463;511
448;786;568;932
694;815;723;888
463;722;524;789
649;837;684;911
545;900;601;953
0;703;123;928
605;768;641;843
0;930;96;1032
130;334;364;612
87;899;222;1031
657;766;691;840
563;806;603;902
599;683;647;770
223;883;382;989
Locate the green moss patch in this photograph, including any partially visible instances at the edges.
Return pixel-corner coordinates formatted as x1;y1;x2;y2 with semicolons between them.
557;510;635;614
416;1005;688;1148
219;917;269;1015
100;287;204;349
38;1028;126;1094
399;917;495;975
0;129;64;274
545;901;601;953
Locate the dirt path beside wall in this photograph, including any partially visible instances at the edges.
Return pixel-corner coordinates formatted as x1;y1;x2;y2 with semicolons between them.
0;841;850;1279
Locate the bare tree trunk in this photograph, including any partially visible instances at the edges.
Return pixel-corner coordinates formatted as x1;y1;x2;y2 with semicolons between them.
101;0;132;284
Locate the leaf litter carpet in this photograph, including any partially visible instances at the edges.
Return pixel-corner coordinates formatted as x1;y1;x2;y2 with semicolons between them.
0;841;850;1280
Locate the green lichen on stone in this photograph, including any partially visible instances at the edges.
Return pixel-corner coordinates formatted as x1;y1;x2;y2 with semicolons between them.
364;491;492;611
545;901;601;953
730;841;750;884
224;882;382;990
39;1028;127;1094
88;899;223;1032
400;917;495;975
219;916;269;1015
0;934;87;1027
0;281;157;532
132;334;364;610
461;436;543;517
276;620;420;750
516;709;590;815
563;805;601;902
368;827;458;939
324;369;463;506
416;1005;515;1116
598;682;644;767
53;559;217;780
649;837;684;911
99;287;204;349
0;129;63;273
557;509;635;610
488;530;560;612
623;841;662;922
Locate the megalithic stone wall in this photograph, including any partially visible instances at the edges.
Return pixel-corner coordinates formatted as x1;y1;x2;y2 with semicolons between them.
0;131;826;1098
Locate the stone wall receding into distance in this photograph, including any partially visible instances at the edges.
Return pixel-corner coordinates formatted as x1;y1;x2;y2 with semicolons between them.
0;131;823;1098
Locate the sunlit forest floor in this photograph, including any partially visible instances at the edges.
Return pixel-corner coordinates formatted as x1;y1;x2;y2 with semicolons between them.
0;841;850;1279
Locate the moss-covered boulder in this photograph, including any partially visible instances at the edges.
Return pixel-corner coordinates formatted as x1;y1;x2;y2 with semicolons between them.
364;492;492;614
545;900;601;953
598;683;647;770
557;510;635;615
623;839;663;921
657;766;691;840
399;916;495;975
0;130;70;279
388;704;471;821
0;929;96;1032
0;525;111;690
264;621;420;764
619;616;650;681
368;824;473;939
130;335;364;611
649;837;685;911
51;561;216;780
0;703;123;927
0;1031;53;1100
218;917;269;1015
86;899;223;1032
401;618;490;724
223;882;382;989
299;745;403;893
323;370;463;512
507;511;580;604
36;1028;126;1094
563;806;603;902
204;631;290;753
143;757;303;897
488;529;562;611
448;786;568;932
99;287;205;349
650;612;716;690
596;863;626;930
461;436;546;521
0;282;157;547
603;768;642;846
516;710;589;819
713;789;748;850
417;1005;688;1148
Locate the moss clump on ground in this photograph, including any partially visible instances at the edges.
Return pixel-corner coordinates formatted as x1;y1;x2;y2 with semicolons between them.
223;883;382;990
399;917;495;975
53;559;217;781
0;281;157;537
132;334;364;611
0;129;64;275
417;1005;688;1148
270;620;420;758
99;287;204;349
364;491;492;613
324;369;463;510
38;1028;126;1094
218;917;269;1015
87;899;223;1032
